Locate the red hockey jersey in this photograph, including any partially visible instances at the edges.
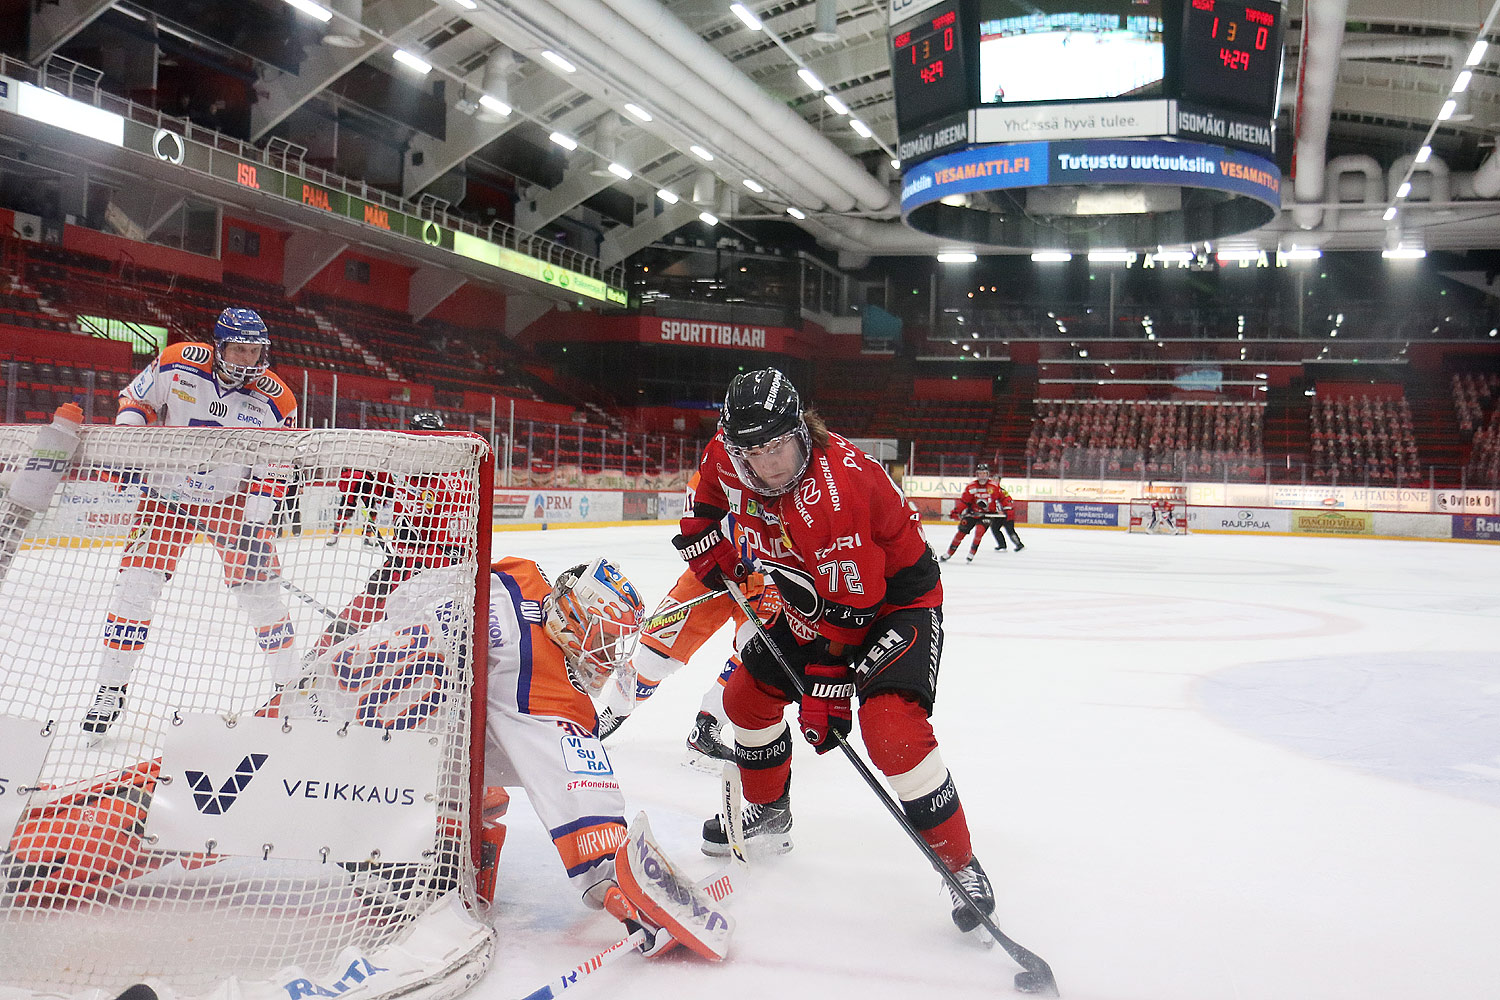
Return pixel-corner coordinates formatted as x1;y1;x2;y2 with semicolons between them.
688;430;940;647
950;481;1013;519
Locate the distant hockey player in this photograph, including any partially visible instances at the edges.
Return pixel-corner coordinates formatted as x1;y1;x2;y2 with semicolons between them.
1149;498;1178;533
939;463;1023;562
315;412;474;651
485;555;681;955
84;308;299;736
676;368;995;937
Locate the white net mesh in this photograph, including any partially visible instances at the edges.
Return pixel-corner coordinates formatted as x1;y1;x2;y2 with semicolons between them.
0;424;493;1000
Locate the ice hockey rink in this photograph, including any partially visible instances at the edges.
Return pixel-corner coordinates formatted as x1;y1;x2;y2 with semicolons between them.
476;522;1500;1000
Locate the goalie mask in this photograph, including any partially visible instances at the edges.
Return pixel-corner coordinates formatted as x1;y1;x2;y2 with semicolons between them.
720;368;811;498
213;307;271;389
545;557;645;695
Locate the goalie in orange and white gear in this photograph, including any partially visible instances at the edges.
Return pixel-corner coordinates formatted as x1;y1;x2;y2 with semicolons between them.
485;555;682;956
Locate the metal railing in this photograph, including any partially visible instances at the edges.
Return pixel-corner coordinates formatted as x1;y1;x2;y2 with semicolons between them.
1;54;626;290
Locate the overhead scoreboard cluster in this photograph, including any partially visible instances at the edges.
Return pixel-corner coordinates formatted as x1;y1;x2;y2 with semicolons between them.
888;0;1287;247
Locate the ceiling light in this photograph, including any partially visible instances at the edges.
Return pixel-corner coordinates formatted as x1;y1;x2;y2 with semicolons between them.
1088;250;1133;262
699;211;719;226
656;188;680;204
1416;145;1432;163
283;0;333;22
478;95;511;117
1383;206;1398;221
890;158;901;171
452;0;477;8
1031;251;1072;262
393;49;432;74
937;252;978;263
1382;248;1427;259
850;119;873;138
798;68;825;92
549;131;579;150
607;162;632;179
542;50;577;72
690;144;715;161
742;178;765;193
623;103;653;122
823;94;850;115
729;3;763;30
1397;181;1411;198
1453;70;1473;92
1217;249;1261;261
1467;39;1488;65
786;206;806;219
1439;99;1458;120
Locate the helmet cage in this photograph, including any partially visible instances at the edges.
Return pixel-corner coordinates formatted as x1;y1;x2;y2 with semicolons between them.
213;308;271;388
544;558;644;695
723;423;811;497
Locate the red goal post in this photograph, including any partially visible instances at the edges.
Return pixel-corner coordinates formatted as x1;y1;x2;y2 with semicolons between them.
0;423;495;1000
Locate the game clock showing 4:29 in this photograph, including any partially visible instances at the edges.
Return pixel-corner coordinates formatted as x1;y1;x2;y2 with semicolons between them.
890;0;970;134
1177;0;1284;115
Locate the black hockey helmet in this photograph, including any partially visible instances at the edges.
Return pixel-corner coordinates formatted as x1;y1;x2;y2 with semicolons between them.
975;462;991;481
720;368;811;496
409;411;445;430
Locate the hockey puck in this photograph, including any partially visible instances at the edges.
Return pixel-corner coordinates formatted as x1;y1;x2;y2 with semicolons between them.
1013;970;1057;996
114;985;158;1000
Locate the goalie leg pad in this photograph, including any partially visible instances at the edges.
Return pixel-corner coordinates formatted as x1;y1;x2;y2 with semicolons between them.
613;813;733;962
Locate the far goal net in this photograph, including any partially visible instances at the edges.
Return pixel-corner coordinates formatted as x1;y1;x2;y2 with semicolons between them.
0;416;494;1000
1126;496;1189;534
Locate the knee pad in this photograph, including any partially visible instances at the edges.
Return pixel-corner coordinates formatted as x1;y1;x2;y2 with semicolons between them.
858;692;938;778
110;568;167;620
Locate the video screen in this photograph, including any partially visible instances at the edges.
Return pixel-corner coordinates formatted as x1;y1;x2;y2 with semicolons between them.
978;0;1165;105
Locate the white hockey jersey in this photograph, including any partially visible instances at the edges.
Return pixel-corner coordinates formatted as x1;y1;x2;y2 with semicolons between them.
484;557;628;896
117;342;298;504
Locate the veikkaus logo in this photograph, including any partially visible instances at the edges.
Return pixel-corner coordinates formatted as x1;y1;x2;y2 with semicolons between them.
185;753;269;815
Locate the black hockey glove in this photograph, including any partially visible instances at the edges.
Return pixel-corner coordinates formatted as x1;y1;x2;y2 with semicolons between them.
673;516;748;592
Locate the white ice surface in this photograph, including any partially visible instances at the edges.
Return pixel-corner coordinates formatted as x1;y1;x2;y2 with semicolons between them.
471;524;1500;1000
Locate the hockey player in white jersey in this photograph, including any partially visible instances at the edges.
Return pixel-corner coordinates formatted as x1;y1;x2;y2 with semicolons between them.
84;307;301;735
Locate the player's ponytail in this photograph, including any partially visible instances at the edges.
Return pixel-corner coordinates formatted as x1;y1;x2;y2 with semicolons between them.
804;408;830;449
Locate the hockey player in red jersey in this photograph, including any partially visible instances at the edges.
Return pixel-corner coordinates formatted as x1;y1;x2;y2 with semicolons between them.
316;412;474;650
939;463;1024;562
675;368;994;936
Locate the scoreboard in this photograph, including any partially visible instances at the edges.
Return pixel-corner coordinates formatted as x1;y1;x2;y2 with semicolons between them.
1177;0;1283;116
890;0;1285;161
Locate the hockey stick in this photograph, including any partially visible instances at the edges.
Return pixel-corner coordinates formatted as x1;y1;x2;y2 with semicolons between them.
277;577;340;620
640;589;719;634
721;580;1059;997
720;762;748;869
514;928;649;1000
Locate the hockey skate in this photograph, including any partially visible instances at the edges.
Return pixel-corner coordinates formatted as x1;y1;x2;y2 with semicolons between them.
938;552;952;563
947;856;995;935
1013;542;1025;552
965;553;975;563
683;711;735;772
82;684;127;736
702;787;792;858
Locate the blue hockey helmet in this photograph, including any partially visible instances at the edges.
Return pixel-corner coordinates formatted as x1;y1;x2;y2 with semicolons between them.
213;307;270;387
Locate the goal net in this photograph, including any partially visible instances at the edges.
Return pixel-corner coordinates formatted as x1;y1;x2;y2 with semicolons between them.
0;420;494;1000
1126;496;1189;534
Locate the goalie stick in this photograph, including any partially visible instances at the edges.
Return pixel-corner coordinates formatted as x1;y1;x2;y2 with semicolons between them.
721;580;1060;997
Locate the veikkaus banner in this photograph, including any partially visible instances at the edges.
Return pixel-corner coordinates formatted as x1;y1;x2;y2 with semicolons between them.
148;714;442;862
1041;502;1119;527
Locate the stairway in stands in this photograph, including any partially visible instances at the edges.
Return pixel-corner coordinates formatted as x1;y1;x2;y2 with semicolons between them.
980;364;1037;474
